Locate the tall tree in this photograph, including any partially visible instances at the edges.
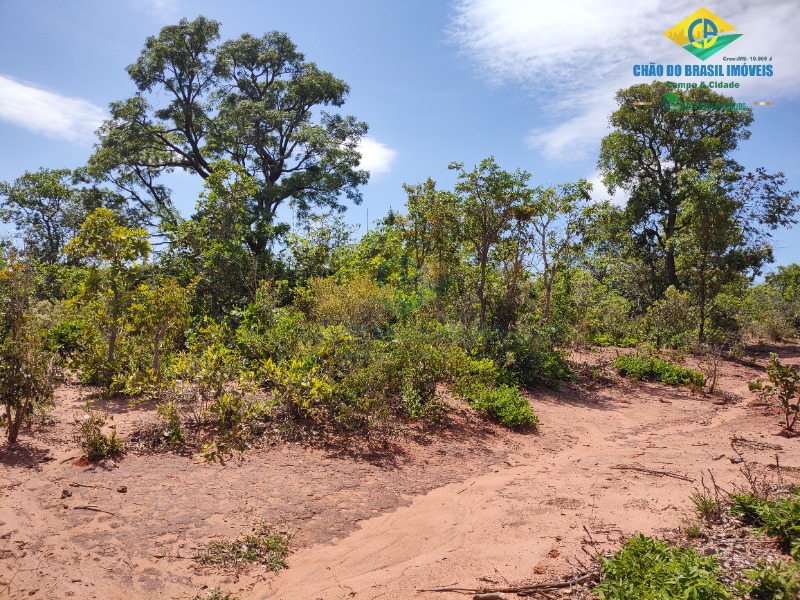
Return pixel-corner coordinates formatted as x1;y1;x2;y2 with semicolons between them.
89;16;368;259
598;82;758;290
529;180;592;324
450;158;532;330
401;179;462;303
676;168;752;341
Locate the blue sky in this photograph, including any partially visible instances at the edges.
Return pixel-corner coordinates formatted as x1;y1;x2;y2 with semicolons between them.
1;0;798;268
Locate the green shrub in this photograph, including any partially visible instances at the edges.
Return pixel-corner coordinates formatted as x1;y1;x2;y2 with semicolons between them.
642;286;696;349
76;405;124;461
594;533;732;599
235;282;310;364
730;489;800;559
447;353;538;429
168;320;242;426
43;319;87;359
156;400;185;445
306;274;395;337
737;560;800;599
613;354;705;388
465;385;538;429
742;284;797;342
492;329;570;388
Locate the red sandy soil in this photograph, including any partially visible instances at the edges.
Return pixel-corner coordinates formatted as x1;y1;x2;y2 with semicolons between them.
2;344;799;600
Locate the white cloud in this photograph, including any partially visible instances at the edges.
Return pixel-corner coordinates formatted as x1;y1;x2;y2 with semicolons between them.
449;0;800;161
357;137;397;177
586;171;628;206
0;75;106;144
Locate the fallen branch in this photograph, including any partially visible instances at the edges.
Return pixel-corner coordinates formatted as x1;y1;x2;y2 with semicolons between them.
73;505;120;517
610;465;694;482
69;481;113;490
418;571;599;595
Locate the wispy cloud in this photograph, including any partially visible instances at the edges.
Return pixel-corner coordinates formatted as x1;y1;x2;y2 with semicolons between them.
0;75;105;144
449;0;800;161
130;0;180;19
357;137;398;177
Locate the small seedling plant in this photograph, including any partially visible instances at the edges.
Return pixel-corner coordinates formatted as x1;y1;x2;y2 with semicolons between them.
749;353;800;432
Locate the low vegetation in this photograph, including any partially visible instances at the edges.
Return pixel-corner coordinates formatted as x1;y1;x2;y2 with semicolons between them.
730;489;800;560
195;523;290;574
595;484;800;599
75;405;124;461
595;533;733;599
613;354;705;388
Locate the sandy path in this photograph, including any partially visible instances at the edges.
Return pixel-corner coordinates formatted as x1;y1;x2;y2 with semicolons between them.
258;379;800;600
2;347;799;599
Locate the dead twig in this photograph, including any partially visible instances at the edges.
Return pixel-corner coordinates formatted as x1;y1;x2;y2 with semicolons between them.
73;505;120;517
610;465;694;482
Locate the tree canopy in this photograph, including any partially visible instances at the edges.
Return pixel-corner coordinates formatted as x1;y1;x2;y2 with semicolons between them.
598;82;797;294
89;16;369;260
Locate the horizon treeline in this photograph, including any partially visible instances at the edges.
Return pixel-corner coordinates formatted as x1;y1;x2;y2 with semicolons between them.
1;16;799;446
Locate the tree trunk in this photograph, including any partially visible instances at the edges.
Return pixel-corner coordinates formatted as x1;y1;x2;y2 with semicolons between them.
698;262;707;343
153;331;163;382
478;248;488;330
665;209;678;287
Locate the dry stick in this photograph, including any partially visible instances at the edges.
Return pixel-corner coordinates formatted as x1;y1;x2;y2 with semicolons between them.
69;481;114;490
418;571;599;595
610;465;694;482
73;505;120;517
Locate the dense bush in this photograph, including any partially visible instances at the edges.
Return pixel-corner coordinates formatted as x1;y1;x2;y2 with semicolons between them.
44;318;88;359
491;328;570;388
594;533;732;599
305;274;395;337
613;354;705;388
642;286;696;349
742;284;798;341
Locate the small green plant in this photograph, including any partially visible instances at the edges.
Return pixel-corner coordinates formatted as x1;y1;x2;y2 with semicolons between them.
748;353;800;431
156;400;185;445
594;533;732;599
682;521;705;539
465;385;539;429
43;319;87;360
690;472;726;523
196;522;290;573
613;354;705;388
77;405;124;461
736;560;800;599
691;490;721;522
730;489;800;559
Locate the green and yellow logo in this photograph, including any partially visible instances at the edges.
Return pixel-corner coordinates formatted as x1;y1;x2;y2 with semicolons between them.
664;7;742;61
